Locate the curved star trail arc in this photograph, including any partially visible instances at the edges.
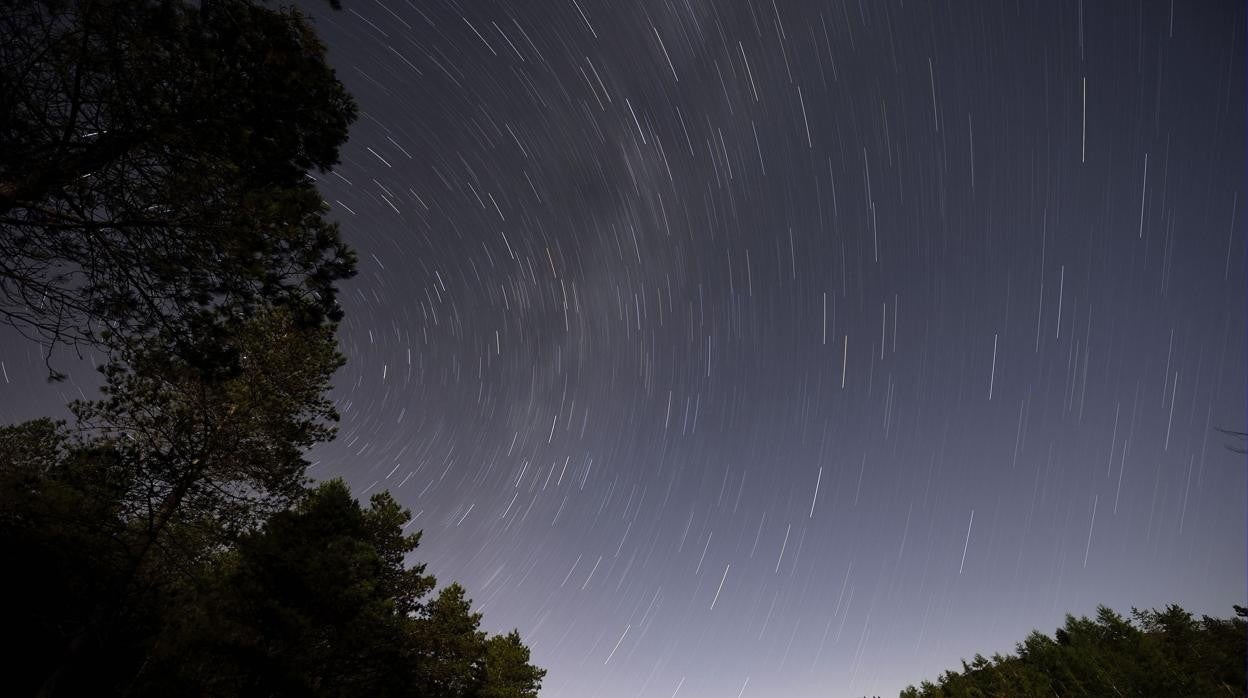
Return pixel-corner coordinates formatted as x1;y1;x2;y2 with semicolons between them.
4;1;1243;697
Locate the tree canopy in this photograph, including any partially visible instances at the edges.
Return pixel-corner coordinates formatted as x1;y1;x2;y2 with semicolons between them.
900;604;1247;698
1;0;545;695
0;0;357;375
131;480;544;697
2;425;545;696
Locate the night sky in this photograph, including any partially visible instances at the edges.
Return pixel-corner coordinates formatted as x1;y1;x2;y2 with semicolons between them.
2;1;1246;696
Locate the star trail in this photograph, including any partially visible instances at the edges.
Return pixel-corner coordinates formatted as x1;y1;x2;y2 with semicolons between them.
2;1;1244;696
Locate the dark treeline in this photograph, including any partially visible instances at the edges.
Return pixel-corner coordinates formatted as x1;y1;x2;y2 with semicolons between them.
897;605;1247;697
0;0;542;695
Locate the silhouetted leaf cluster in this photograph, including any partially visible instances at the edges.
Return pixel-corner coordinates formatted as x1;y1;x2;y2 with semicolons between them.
0;0;358;377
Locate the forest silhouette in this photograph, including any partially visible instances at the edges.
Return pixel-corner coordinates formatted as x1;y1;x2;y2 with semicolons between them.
1;0;541;695
896;604;1246;697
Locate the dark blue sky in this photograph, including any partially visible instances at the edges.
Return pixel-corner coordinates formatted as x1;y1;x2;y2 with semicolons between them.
2;1;1244;696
